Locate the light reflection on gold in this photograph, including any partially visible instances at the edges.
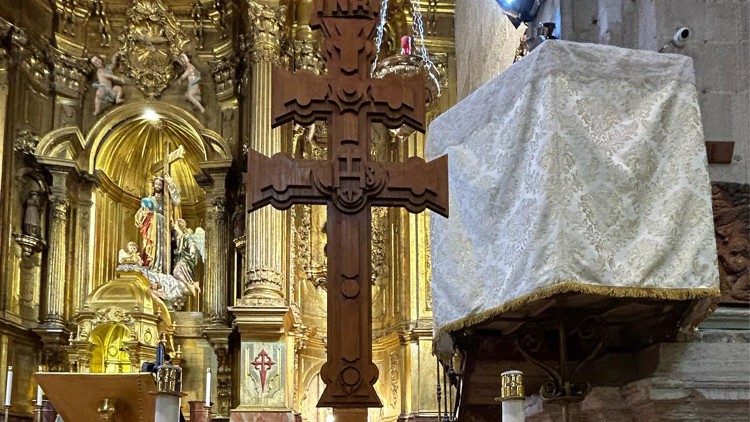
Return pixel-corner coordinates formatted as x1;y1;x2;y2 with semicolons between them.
94;114;206;205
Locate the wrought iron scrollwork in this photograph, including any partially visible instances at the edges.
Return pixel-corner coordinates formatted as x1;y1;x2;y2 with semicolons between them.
515;315;608;420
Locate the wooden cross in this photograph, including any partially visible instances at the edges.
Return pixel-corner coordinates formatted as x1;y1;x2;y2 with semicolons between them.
246;0;449;409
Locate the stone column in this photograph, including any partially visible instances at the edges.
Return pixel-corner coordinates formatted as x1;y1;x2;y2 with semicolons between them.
241;0;287;305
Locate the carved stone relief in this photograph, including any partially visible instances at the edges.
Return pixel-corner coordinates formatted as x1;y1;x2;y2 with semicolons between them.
712;182;749;304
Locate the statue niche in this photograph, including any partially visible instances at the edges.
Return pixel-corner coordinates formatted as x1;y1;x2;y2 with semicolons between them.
121;171;206;310
13;170;49;258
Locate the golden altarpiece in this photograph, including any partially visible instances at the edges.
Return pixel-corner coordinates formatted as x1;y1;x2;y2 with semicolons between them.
0;0;457;420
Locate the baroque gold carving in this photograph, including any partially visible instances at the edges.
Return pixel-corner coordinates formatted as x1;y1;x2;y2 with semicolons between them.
247;1;286;65
91;0;113;47
49;47;87;98
14;129;41;155
117;0;188;98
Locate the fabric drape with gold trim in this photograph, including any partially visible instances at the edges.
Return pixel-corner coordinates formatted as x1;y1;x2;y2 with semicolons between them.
427;41;720;349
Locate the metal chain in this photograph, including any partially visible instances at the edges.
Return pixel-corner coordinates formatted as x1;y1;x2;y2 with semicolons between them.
411;0;441;95
372;0;389;72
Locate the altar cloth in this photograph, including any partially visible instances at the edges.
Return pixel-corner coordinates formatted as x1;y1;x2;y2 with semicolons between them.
427;40;720;349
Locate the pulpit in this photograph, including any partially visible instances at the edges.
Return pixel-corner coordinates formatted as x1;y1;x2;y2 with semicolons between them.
427;40;720;418
36;373;157;421
36;367;184;422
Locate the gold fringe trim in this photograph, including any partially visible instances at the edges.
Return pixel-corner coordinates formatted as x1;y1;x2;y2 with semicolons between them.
435;281;721;341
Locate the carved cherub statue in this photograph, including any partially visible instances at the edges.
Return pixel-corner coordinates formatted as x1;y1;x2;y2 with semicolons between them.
176;53;205;113
118;241;143;266
91;52;125;116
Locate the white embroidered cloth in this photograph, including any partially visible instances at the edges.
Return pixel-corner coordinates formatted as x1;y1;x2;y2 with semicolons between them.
427;40;720;350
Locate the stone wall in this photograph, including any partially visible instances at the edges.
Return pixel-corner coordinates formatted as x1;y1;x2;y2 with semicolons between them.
569;0;749;184
455;0;749;183
454;0;524;100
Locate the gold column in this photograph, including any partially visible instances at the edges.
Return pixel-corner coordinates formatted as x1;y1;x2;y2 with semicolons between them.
229;2;295;418
70;181;94;316
42;168;72;328
202;169;230;323
241;0;287;305
0;21;24;316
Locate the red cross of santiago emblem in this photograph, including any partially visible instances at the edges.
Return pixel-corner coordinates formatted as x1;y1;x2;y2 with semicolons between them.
252;349;276;393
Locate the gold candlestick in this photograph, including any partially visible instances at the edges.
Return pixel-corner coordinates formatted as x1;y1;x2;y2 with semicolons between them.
97;398;115;421
3;404;9;422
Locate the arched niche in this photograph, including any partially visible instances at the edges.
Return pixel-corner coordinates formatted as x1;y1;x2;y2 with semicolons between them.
35;101;231;310
89;323;132;373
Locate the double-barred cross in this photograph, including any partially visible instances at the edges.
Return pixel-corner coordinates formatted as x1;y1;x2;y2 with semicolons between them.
246;0;449;409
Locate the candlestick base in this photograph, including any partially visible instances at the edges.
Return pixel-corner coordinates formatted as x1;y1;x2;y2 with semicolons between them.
189;400;211;422
3;404;9;422
34;405;43;422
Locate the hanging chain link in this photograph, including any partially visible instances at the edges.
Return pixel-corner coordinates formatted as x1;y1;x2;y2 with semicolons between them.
411;0;441;95
372;0;389;72
373;0;441;97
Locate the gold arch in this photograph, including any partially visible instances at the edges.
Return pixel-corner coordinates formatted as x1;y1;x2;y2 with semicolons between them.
90;323;132;373
86;101;210;172
88;102;214;205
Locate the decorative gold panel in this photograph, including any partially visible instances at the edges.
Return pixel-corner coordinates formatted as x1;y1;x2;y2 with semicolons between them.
117;0;188;98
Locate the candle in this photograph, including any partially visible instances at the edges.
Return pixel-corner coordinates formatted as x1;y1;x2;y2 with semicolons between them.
204;368;212;407
36;385;43;407
4;366;13;407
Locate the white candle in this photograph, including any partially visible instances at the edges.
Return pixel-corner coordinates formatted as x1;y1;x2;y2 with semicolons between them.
204;368;212;407
4;366;12;407
36;365;44;407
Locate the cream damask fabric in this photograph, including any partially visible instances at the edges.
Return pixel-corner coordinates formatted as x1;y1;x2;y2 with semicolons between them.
427;40;720;349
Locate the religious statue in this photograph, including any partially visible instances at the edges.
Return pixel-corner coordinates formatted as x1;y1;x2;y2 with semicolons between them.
22;191;43;238
91;52;125;116
176;53;205;113
172;218;205;297
134;175;181;273
231;203;245;239
117;241;143;266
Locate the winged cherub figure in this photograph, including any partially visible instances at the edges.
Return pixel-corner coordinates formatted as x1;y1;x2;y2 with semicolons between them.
91;52;125;116
176;53;205;113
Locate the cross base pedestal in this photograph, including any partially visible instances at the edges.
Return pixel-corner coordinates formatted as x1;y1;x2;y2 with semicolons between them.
229;409;300;422
333;408;368;422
